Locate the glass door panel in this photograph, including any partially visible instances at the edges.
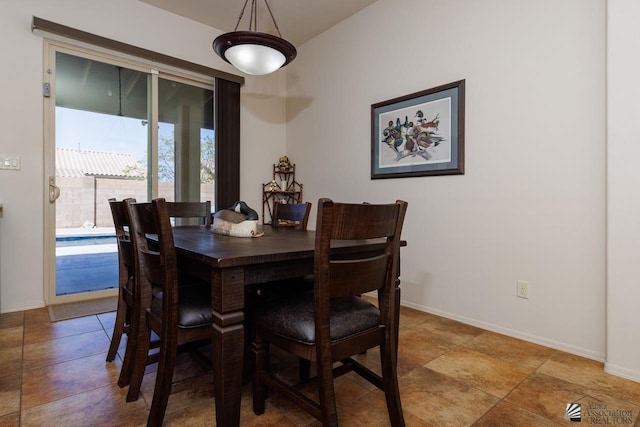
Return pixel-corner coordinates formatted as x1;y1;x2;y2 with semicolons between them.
46;45;215;303
158;77;214;224
54;52;149;296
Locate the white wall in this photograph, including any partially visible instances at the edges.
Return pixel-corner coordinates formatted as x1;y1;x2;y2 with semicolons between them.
606;0;640;381
286;0;606;361
0;0;287;312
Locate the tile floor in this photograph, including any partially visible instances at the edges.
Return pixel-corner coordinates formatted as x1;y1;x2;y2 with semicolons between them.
1;305;640;426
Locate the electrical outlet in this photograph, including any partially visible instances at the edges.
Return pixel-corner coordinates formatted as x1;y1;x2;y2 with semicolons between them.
516;280;529;299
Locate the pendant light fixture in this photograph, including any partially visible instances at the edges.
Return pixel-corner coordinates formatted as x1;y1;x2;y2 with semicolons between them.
213;0;296;76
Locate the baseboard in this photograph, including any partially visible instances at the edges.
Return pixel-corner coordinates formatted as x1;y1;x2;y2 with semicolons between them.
400;299;606;363
604;362;640;383
1;302;46;314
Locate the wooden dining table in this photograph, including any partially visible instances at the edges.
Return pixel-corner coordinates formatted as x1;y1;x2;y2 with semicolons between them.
170;225;404;427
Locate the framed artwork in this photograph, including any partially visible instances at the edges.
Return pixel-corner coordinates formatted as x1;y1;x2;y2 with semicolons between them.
371;80;465;179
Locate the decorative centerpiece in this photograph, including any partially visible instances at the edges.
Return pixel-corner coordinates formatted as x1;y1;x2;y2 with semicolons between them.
213;201;262;237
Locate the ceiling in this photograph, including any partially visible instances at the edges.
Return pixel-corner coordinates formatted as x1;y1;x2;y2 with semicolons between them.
139;0;379;46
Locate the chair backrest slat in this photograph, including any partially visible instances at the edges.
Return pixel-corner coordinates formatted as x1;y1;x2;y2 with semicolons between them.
328;203;401;240
141;249;162;289
166;201;211;226
272;202;311;230
329;254;389;297
109;198;136;276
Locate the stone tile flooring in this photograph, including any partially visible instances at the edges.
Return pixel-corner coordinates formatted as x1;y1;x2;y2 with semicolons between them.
1;305;639;426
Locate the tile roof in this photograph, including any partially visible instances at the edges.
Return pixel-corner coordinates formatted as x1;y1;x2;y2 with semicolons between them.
55;147;145;179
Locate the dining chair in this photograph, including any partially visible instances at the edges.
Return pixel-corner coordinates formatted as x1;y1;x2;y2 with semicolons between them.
246;201;313;370
106;198;135;364
126;198;214;425
107;198;164;393
271;202;311;230
252;198;408;427
253;201;313;299
115;200;211;396
166;200;211;226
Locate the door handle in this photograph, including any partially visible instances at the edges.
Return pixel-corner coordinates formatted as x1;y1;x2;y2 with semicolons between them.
49;176;60;203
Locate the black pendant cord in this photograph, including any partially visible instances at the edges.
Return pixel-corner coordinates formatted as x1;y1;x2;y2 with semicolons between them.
250;0;256;31
263;0;283;38
233;0;250;31
232;0;282;37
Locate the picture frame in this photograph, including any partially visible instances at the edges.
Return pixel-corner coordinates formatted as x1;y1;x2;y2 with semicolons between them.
371;79;465;179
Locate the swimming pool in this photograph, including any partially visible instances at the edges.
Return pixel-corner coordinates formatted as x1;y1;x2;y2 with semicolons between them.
56;234;116;247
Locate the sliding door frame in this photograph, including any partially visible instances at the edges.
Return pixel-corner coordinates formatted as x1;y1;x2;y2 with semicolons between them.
43;39;219;306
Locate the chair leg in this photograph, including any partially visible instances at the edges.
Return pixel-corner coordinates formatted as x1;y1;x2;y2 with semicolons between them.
316;355;338;427
252;337;268;415
118;291;142;389
117;330;134;388
124;321;151;401
380;338;405;427
106;291;127;362
147;328;176;427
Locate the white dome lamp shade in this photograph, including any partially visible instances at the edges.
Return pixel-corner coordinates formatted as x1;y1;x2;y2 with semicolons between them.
214;31;296;76
213;1;297;76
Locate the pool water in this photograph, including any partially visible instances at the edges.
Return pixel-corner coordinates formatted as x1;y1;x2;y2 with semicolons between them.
56;235;116;247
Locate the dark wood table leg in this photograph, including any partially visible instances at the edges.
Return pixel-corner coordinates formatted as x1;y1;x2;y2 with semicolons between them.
212;311;244;426
211;268;245;427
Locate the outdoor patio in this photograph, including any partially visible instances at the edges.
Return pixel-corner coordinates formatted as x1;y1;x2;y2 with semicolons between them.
56;227;118;295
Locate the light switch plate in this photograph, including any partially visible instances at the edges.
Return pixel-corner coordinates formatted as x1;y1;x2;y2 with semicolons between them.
0;155;20;170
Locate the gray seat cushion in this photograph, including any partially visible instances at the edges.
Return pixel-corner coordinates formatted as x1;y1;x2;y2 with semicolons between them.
256;292;380;344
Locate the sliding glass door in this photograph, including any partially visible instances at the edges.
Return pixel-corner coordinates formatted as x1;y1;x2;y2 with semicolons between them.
44;43;214;304
157;77;215;205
